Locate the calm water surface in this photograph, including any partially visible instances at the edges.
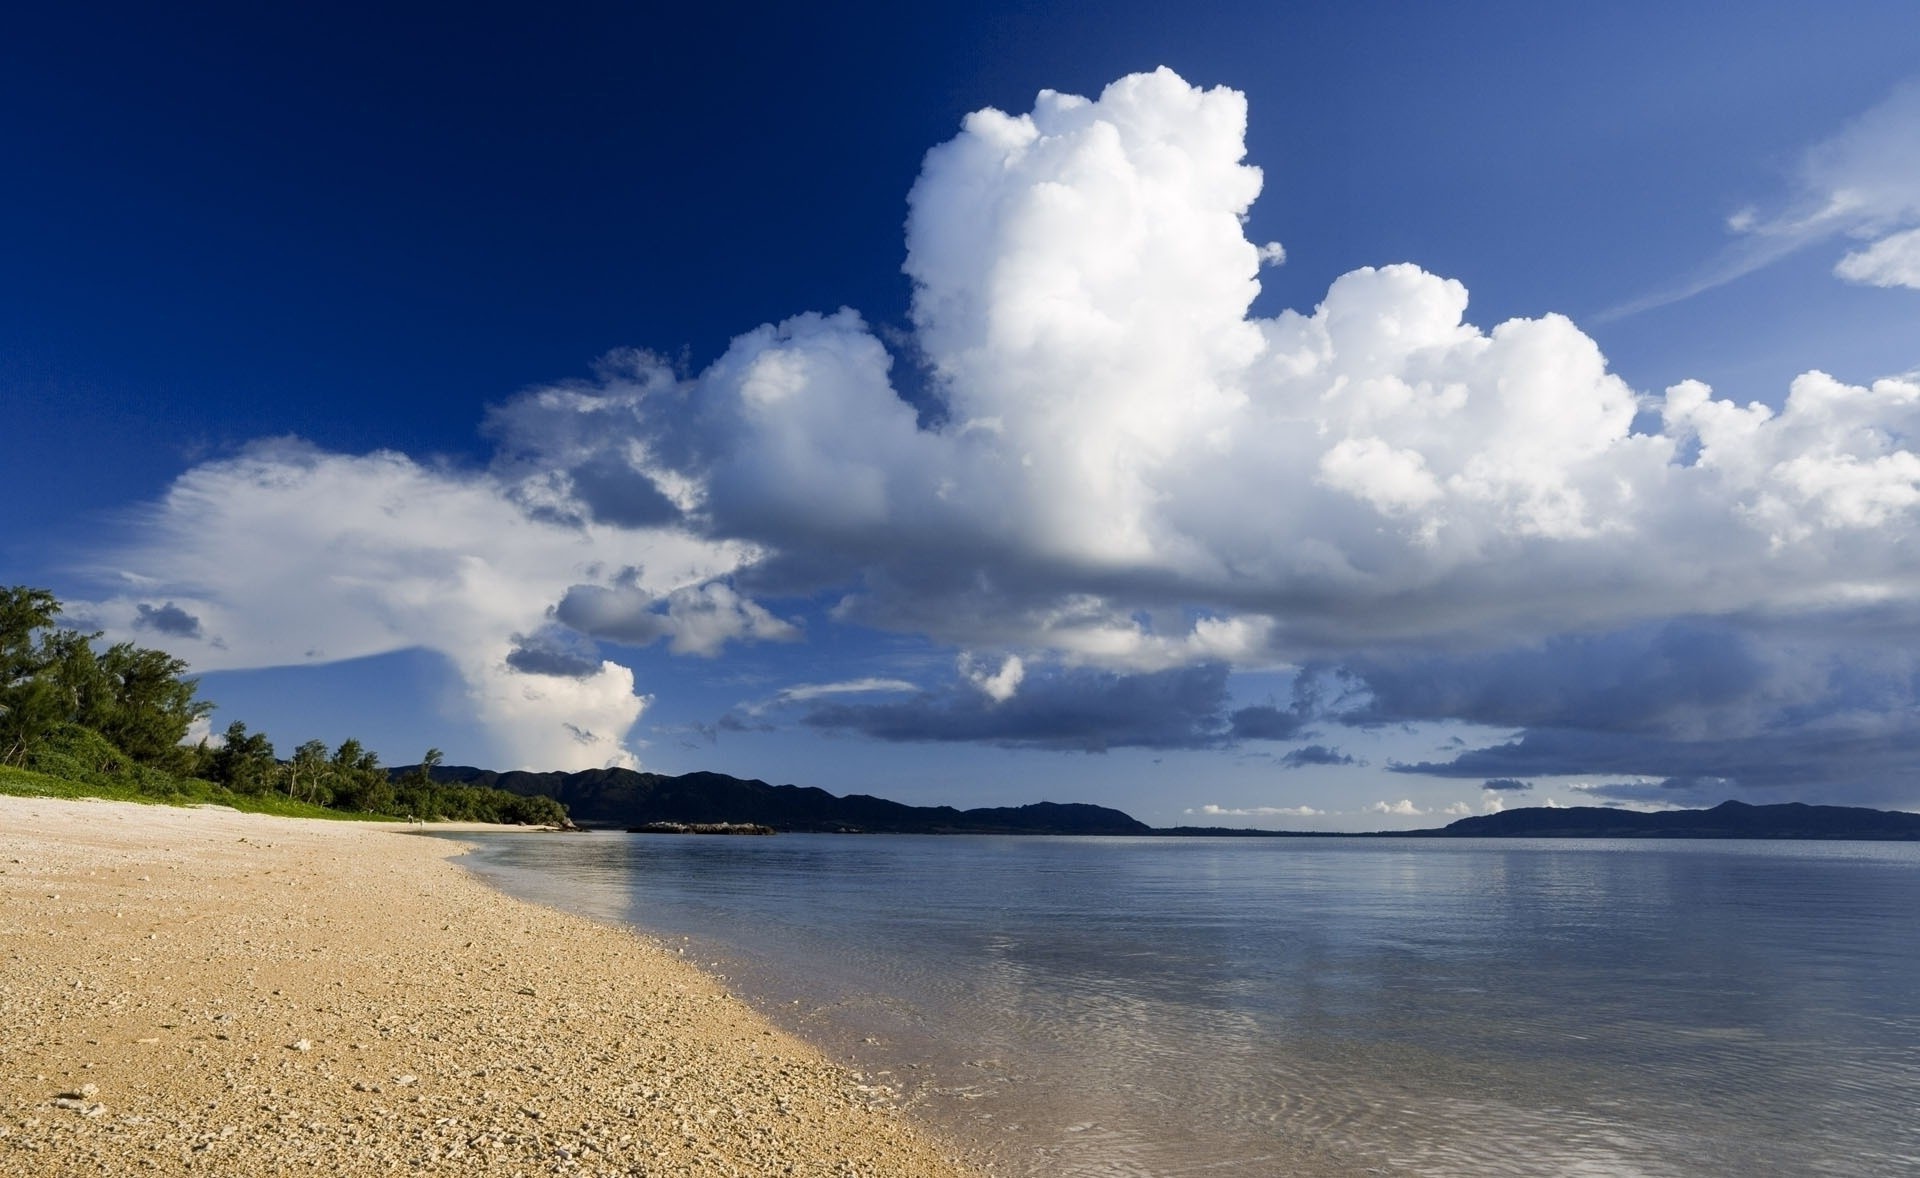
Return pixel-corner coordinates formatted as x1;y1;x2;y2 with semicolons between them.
456;833;1920;1177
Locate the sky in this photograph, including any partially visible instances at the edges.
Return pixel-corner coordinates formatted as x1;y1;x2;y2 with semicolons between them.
5;1;1920;829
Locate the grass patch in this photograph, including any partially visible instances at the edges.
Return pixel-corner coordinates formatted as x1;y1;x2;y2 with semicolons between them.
0;759;397;822
0;762;133;801
8;725;558;826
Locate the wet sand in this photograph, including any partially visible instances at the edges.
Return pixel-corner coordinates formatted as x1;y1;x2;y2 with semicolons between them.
0;796;983;1176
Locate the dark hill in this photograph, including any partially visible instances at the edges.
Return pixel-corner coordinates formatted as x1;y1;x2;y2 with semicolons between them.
1427;800;1920;840
421;765;1151;835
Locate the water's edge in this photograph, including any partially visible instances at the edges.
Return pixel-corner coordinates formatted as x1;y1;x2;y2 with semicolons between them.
435;831;1027;1174
445;830;1920;1178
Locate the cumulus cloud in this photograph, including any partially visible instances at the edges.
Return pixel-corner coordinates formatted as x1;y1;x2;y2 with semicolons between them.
1482;778;1533;792
1366;799;1428;817
82;68;1920;795
488;71;1920;671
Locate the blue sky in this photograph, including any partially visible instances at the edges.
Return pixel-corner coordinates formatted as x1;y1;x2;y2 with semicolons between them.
6;2;1920;828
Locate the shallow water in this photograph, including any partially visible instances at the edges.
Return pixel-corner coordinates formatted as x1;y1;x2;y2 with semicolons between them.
457;833;1920;1176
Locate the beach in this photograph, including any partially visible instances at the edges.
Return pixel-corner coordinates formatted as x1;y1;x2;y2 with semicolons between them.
0;796;981;1177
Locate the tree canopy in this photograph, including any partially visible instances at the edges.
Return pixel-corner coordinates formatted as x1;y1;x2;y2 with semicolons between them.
1;585;568;827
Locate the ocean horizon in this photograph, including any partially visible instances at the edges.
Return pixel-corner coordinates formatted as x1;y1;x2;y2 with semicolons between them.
456;831;1920;1177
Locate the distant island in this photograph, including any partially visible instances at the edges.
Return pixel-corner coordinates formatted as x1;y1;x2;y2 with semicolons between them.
420;764;1920;840
1418;799;1920;840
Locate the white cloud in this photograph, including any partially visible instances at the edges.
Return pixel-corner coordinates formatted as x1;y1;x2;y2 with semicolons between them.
82;442;759;769
182;714;215;749
1663;371;1920;541
1188;804;1324;818
463;641;648;771
86;68;1920;781
1366;799;1427;816
1836;226;1920;289
468;70;1920;680
1798;80;1920;244
960;653;1025;703
773;678;919;704
1317;435;1444;520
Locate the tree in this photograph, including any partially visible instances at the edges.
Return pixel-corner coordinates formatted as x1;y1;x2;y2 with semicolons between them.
402;747;444;787
329;738;392;813
0;586;60;678
0;586;213;772
501;792;569;827
0;587;67;766
86;643;211;769
209;721;276;795
288;739;330;803
0;676;64;767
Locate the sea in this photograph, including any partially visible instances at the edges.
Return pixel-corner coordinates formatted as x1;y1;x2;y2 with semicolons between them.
453;832;1920;1177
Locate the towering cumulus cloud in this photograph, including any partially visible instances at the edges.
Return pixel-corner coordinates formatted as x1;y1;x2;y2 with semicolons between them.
90;70;1920;791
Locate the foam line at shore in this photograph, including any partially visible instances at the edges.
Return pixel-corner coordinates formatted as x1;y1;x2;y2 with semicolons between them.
0;796;982;1176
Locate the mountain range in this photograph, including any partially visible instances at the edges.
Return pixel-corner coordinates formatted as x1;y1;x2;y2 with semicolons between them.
420;765;1920;839
426;765;1151;834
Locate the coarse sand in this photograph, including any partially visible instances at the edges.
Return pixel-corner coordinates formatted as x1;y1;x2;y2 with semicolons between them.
0;796;985;1176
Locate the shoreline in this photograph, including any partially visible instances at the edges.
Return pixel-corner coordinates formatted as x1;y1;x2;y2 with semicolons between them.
0;795;984;1176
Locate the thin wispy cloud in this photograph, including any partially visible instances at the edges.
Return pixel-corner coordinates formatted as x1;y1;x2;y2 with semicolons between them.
774;678;921;704
1601;78;1920;319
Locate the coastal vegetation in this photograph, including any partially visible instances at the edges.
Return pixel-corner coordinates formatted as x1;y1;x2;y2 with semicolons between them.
0;586;566;825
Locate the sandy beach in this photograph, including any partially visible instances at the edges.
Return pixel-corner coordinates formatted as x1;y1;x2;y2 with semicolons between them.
0;796;983;1176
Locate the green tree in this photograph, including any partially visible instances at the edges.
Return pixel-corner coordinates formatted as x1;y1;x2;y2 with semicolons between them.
209;721;277;795
87;643;212;770
0;676;65;767
329;738;392;813
0;586;60;673
0;586;214;773
288;739;330;803
501;792;569;827
0;587;66;765
401;746;444;787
